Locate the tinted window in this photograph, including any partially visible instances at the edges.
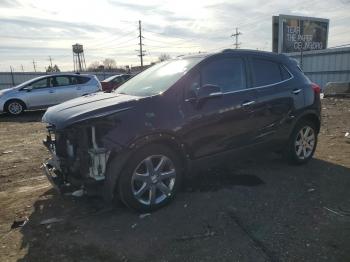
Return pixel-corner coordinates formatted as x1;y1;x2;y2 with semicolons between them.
185;71;200;99
112;76;123;84
75;76;90;84
280;65;291;80
251;58;283;87
201;57;246;93
122;75;131;81
31;78;48;89
53;76;71;87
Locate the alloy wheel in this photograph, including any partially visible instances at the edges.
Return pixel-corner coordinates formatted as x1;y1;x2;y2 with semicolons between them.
295;126;315;160
8;102;23;115
131;155;176;206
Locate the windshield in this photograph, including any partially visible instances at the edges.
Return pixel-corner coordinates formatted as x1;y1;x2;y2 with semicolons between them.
103;75;119;82
12;76;47;89
115;58;202;97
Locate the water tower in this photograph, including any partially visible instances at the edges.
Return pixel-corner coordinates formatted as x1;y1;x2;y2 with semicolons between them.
72;43;86;72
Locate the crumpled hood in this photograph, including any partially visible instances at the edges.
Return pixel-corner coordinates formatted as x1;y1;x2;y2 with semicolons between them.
42;92;140;129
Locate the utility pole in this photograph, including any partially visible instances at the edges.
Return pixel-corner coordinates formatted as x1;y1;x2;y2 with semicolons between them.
231;27;242;49
48;56;53;68
10;66;15;86
21;64;24;72
32;59;37;72
138;20;146;68
298;19;304;70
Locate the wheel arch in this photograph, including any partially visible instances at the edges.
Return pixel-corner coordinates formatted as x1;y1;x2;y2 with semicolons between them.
295;111;321;134
4;98;27;112
103;132;189;202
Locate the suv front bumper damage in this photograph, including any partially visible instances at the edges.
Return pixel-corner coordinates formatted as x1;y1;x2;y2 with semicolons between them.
42;125;110;195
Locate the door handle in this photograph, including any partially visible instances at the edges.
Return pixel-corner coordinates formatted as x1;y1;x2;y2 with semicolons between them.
241;100;255;107
292;88;302;95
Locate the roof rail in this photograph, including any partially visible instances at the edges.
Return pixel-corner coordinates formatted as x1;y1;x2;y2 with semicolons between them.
221;49;235;53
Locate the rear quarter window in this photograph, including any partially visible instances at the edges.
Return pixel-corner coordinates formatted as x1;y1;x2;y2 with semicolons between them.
251;58;290;87
75;76;91;84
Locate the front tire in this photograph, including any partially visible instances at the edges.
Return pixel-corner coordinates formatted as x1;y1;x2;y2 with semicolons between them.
5;100;25;115
285;120;318;165
117;144;183;212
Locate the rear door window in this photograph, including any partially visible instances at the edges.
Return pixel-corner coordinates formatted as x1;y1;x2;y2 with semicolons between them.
74;76;90;84
201;57;246;93
53;76;71;87
251;58;286;87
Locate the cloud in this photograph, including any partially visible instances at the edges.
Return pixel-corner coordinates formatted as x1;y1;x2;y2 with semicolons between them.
0;0;349;71
0;0;19;7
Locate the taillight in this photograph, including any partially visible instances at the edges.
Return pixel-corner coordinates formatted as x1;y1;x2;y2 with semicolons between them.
311;83;321;95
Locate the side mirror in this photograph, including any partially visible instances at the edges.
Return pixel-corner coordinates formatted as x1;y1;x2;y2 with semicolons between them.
197;84;222;100
25;86;33;92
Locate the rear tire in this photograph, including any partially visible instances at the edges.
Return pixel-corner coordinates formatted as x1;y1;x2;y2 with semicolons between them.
117;144;183;212
5;100;25;115
285;120;318;165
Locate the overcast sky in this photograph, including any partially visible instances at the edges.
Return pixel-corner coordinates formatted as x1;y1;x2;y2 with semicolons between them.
0;0;349;71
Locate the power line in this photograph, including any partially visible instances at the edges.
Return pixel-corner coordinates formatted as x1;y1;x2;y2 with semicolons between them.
87;30;136;48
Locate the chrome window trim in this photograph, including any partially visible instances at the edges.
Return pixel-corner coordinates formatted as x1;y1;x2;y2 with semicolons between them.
184;63;294;100
217;64;294;96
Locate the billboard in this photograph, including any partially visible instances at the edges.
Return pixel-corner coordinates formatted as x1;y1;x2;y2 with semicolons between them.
272;15;329;53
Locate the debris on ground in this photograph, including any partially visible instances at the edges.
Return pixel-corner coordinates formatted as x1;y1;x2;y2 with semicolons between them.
40;217;64;225
131;223;138;229
176;230;215;241
1;150;13;155
10;217;29;229
345;132;349;138
139;213;151;219
307;188;316;192
71;189;84;197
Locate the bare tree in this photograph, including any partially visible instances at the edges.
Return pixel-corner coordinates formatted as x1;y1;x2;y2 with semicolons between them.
46;64;60;73
88;61;101;71
103;58;117;70
158;53;171;62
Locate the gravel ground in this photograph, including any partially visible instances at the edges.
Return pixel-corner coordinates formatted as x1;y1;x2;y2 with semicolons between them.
0;97;349;262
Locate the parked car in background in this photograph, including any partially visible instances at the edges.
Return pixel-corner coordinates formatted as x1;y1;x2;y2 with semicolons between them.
42;49;321;212
0;73;101;115
101;74;132;92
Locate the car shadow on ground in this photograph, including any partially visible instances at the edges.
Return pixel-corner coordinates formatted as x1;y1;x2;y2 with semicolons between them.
0;110;45;123
16;156;350;262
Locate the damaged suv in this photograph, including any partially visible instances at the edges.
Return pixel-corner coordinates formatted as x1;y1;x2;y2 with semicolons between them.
42;49;321;212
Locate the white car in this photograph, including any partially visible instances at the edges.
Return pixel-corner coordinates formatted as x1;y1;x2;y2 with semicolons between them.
0;73;102;115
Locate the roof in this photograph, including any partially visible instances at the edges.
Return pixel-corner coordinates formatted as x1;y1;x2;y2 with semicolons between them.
179;49;288;61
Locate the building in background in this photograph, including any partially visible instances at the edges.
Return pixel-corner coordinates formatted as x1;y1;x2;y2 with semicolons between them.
286;47;350;88
272;14;350;89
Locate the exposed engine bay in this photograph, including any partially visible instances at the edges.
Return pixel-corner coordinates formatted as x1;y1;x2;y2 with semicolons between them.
43;124;111;192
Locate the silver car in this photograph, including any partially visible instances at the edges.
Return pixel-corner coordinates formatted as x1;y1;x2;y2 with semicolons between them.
0;73;102;115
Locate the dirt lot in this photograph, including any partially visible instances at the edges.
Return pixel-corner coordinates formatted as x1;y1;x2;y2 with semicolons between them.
0;97;350;262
